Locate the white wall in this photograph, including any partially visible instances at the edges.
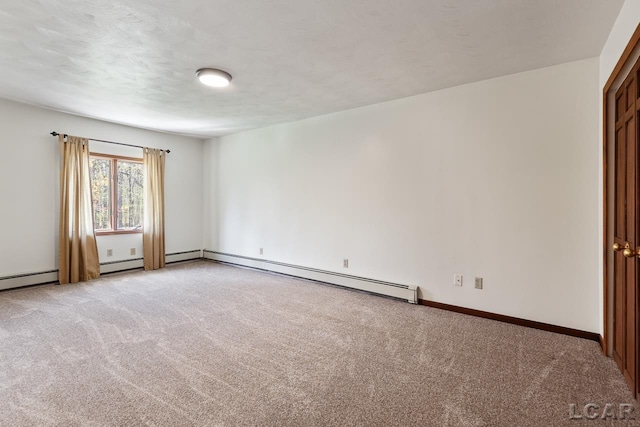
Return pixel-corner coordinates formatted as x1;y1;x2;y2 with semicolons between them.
600;2;640;86
205;57;600;332
598;0;640;339
0;98;204;277
202;137;219;252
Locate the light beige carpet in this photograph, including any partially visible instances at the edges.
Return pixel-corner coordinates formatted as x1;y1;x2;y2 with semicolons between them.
0;260;636;426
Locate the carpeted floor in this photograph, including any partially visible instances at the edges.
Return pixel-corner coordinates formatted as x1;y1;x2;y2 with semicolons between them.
0;260;636;426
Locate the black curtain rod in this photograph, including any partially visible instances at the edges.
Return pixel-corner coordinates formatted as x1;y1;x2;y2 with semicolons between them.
50;132;170;153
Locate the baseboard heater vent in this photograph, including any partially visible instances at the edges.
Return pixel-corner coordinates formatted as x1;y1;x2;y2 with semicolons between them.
99;250;203;274
0;270;59;291
203;250;418;303
0;250;203;291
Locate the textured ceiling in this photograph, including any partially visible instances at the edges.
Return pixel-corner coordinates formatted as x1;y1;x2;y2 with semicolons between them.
0;0;625;137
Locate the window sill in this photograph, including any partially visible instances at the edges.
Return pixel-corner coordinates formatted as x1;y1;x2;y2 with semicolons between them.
96;230;143;236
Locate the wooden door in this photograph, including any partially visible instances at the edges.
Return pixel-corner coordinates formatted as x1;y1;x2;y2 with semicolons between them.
612;57;639;396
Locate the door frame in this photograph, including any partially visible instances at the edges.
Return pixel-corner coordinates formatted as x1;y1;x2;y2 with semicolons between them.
603;23;640;358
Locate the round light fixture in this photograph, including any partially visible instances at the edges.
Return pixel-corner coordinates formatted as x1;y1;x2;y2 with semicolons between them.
196;68;232;88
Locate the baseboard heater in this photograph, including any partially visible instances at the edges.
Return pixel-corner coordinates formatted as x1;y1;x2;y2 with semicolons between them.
99;250;203;274
203;250;418;303
0;250;203;291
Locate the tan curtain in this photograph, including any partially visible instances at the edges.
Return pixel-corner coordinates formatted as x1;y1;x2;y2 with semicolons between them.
143;148;166;270
58;135;100;284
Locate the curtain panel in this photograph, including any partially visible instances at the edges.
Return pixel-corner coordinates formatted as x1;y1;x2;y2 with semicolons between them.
58;135;100;284
143;148;166;270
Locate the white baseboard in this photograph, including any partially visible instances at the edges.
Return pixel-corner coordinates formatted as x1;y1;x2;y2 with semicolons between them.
0;250;203;291
166;250;203;264
0;250;416;303
203;250;418;303
99;258;144;274
0;270;58;291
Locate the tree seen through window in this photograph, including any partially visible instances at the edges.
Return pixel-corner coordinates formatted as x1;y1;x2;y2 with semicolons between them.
90;155;143;232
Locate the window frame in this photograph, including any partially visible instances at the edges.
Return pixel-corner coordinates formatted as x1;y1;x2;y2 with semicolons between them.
90;152;144;236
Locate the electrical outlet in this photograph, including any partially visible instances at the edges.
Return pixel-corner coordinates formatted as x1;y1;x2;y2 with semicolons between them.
130;248;136;256
475;277;483;289
343;259;349;268
454;274;463;287
259;248;263;255
107;249;113;257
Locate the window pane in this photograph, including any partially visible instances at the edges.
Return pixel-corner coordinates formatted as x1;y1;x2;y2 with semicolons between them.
90;158;111;230
117;161;144;230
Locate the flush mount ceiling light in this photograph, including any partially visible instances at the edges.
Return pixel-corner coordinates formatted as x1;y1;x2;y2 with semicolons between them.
196;68;232;88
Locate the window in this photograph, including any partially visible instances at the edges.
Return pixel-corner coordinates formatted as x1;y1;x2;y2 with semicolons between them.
89;153;144;234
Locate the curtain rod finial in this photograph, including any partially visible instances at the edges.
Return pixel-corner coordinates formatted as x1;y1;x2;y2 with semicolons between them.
50;131;59;137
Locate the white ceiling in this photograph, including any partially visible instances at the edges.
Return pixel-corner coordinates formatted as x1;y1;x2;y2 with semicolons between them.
0;0;625;137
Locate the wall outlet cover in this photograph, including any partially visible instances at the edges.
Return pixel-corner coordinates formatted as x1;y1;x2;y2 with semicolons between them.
475;277;483;289
343;259;349;268
130;248;136;256
454;274;462;287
